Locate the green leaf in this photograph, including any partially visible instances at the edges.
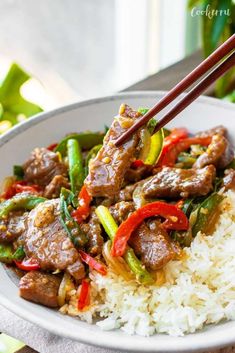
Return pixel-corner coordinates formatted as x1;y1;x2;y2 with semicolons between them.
211;0;232;50
202;0;218;57
0;63;43;123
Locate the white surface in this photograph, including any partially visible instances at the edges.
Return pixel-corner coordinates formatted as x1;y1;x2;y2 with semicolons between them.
0;92;235;352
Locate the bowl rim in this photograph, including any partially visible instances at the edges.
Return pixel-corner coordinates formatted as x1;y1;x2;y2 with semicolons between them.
0;91;235;353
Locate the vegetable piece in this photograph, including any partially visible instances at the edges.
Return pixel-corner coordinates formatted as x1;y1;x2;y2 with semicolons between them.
60;188;87;248
138;107;149;116
192;193;224;237
102;241;133;281
177;152;197;168
0;243;13;263
13;165;24;180
0;193;46;218
56;132;104;157
138;128;152;162
85;144;102;176
159;136;211;167
95;205;118;241
111;201;189;257
72;185;92;223
12;246;26;261
96;205;154;284
124;248;154;284
67;139;84;196
78;279;90;310
131;159;145;169
47;143;58;151
144;128;164;165
14;258;40;271
58;272;72;307
79;250;107;275
2;180;40;199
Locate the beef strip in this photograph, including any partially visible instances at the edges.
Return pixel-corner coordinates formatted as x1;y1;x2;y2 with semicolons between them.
80;208;104;256
195;127;234;169
23;148;67;187
0;211;26;243
142;165;216;199
116;183;137;202
222;169;235;191
24;199;85;280
124;165;153;183
196;125;227;138
84;104;141;197
129;220;174;270
193;134;227;169
19;271;61;307
43;175;70;198
109;201;135;224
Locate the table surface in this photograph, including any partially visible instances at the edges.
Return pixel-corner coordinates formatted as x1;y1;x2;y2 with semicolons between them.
11;50;231;353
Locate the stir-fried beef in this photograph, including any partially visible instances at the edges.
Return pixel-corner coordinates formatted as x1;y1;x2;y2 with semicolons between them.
19;271;61;307
142;165;216;199
125;165;152;183
195;127;234;169
116;184;137;202
193;134;227;169
85;105;141;197
129;220;174;270
43;175;70;199
196;125;227;138
0;212;26;243
23;148;67;187
222;169;235;191
80;209;104;256
24;199;85;280
109;201;135;224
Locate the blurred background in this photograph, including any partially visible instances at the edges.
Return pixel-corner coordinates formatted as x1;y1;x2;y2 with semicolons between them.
0;0;234;351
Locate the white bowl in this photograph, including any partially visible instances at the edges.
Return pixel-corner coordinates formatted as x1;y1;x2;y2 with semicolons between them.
0;92;234;352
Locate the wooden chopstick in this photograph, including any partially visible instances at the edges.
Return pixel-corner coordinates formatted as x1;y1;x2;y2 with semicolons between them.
115;34;235;146
152;50;235;133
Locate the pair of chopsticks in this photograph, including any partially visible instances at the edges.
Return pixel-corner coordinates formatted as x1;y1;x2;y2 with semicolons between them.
115;34;235;147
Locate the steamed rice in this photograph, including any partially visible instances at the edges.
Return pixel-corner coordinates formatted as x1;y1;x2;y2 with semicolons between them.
60;190;235;336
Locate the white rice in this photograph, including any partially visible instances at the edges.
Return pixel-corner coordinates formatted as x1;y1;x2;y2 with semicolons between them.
61;190;235;336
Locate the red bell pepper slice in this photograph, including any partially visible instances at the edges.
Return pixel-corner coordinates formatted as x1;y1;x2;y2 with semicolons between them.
47;143;58;151
14;258;40;271
131;159;145;169
159;136;212;167
111;201;189;257
78;279;90;310
79;250;107;276
72;186;92;223
2;181;40;200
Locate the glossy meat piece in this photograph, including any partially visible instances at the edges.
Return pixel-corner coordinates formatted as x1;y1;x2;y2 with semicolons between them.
125;165;152;183
222;169;235;191
24;199;85;280
109;201;135;224
196;125;227;138
19;271;61;307
193;134;227;169
44;175;70;198
23;148;67;187
195;127;234;169
116;184;137;202
129;220;174;270
80;208;104;256
142;165;216;199
0;212;26;243
85;104;141;197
